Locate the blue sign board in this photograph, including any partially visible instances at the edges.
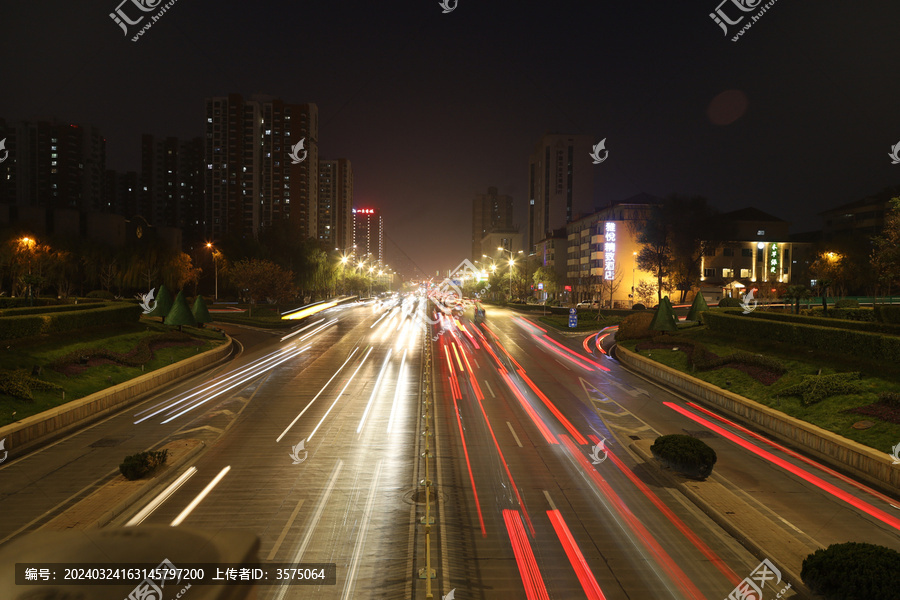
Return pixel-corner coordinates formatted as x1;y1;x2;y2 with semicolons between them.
569;309;577;328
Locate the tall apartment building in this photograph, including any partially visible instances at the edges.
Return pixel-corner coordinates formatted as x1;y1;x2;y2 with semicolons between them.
527;133;595;252
0;118;106;212
318;158;353;249
471;186;515;260
204;94;318;240
102;169;139;217
353;207;383;266
140;135;205;244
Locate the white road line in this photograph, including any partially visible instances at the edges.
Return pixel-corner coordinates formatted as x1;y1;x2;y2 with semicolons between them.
273;460;344;600
484;379;495;398
276;347;360;442
280;318;324;341
555;358;572;371
126;467;197;526
542;489;558;511
170;466;231;527
473;357;481;369
267;498;305;560
506;421;523;447
387;349;408;434
342;459;384;600
357;349;393;434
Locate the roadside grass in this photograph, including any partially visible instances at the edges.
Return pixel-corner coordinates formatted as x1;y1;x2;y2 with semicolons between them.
537;312;623;332
0;318;225;427
619;327;900;453
211;307;295;329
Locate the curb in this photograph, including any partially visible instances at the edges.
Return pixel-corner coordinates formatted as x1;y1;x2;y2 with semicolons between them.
630;440;818;599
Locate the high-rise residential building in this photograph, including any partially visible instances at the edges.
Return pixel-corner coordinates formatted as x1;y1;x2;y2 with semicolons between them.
471;186;515;260
204;94;318;240
0;118;106;212
353;207;383;266
140;135;205;244
102;169;139;216
318;158;353;249
528;133;595;252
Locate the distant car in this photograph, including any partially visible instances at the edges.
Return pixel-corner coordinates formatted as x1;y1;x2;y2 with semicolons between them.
474;305;486;324
576;301;600;309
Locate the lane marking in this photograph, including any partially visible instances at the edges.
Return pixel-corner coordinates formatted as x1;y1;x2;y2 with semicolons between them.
126;467;197;526
506;421;523;447
341;459;384;600
484;379;495;398
308;347;373;441
542;489;557;512
267;499;305;560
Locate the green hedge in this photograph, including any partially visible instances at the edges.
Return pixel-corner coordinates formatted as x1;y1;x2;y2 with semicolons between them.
704;311;900;363
119;450;169;480
736;309;900;336
802;542;900;599
651;434;717;479
875;304;900;324
0;302;105;317
0;303;142;340
0;298;56;308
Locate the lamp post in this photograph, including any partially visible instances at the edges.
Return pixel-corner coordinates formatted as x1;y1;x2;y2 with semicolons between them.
206;243;218;301
498;247;523;301
19;236;36;305
631;251;637;307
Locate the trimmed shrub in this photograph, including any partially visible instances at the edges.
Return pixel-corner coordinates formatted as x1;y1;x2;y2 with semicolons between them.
192;295;212;326
146;285;174;321
686;293;709;321
616;311;656;341
802;542;900;599
0;315;45;340
717;297;742;308
649;296;677;332
119;449;169;480
632;303;646;311
878;391;900;407
40;303;142;335
777;372;863;406
703;311;900;364
48;331;195;371
0;370;64;401
0;298;55;309
86;290;115;300
165;291;197;329
834;298;859;309
741;308;900;335
0;303;104;317
651;434;717;479
874;304;900;324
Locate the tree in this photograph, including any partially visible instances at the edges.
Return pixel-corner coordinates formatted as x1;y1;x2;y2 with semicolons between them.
168;252;202;294
649;296;678;332
635;204;671;306
599;264;624;309
192;295;212;327
165;290;197;331
147;284;174;322
871;197;900;301
635;280;658;306
533;266;560;301
686;291;709;321
227;258;298;315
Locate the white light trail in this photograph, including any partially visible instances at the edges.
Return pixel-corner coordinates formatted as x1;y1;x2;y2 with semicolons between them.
280;317;324;341
275;346;360;442
170;466;231;527
125;466;197;526
308;346;374;441
356;348;393;434
341;459;384;600
386;349;408;434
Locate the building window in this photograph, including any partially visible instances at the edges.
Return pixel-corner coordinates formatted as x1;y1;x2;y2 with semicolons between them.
740;268;751;278
742;248;752;257
757;229;765;236
703;268;715;278
722;268;734;277
703;247;716;256
722;247;734;257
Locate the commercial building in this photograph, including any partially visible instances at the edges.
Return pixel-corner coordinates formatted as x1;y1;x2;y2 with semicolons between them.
819;185;900;241
204;94;318;241
527;133;595;252
471;186;515;260
353;207;383;266
318;158;353;249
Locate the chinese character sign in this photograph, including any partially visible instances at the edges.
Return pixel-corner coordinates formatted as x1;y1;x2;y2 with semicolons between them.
604;222;616;281
769;243;778;275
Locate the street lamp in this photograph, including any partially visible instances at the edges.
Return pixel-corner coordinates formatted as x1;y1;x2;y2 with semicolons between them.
632;251;637;307
497;247;522;301
206;243;218;301
19;236;37;305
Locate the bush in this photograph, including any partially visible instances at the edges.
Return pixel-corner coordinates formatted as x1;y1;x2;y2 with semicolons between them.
777;372;863;406
703;311;900;364
86;290;116;300
801;542;900;599
40;303;143;335
874;304;900;324
717;297;742;308
742;308;900;335
616;311;656;341
877;391;900;407
0;303;104;317
48;331;195;370
119;450;169;480
834;298;859;309
638;335;786;376
632;303;646;311
0;369;64;401
0;315;44;340
0;298;55;309
650;434;717;479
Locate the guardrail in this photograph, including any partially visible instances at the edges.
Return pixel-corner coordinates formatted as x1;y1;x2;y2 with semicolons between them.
417;323;436;598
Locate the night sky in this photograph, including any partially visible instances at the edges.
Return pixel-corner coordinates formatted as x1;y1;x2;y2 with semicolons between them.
3;1;900;277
